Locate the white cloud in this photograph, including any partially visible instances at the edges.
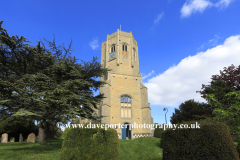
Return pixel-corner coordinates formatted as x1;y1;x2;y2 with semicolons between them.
215;0;234;8
143;70;155;79
144;35;240;107
181;0;213;18
180;0;234;18
89;37;99;50
198;35;220;50
151;12;164;30
154;12;164;24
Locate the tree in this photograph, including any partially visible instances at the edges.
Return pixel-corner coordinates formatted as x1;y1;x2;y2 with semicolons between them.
196;64;240;109
196;64;240;149
206;90;240;147
170;99;214;124
0;21;111;143
196;64;240;128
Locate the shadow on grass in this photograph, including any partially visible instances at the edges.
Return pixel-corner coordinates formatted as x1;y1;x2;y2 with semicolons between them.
154;141;161;148
0;139;63;154
1;138;164;160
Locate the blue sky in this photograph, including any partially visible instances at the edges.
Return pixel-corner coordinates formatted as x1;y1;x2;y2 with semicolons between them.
1;0;240;130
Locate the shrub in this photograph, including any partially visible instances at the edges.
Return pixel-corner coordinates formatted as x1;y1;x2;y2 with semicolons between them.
54;128;63;140
61;127;69;140
161;119;239;160
154;127;165;139
60;123;120;160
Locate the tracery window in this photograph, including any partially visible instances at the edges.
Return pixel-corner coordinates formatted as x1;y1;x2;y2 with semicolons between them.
121;96;131;118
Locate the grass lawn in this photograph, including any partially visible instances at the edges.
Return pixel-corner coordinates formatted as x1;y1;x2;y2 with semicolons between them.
119;137;163;160
0;137;163;160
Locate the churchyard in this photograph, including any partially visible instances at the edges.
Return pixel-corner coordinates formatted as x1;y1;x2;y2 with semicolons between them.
0;135;163;160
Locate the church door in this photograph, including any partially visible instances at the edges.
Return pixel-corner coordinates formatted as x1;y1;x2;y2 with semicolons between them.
122;123;131;140
122;124;126;140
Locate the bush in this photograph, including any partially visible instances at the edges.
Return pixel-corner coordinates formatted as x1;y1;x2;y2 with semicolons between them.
154;127;165;139
161;119;239;160
61;127;70;140
235;141;240;157
60;123;120;160
54;128;63;140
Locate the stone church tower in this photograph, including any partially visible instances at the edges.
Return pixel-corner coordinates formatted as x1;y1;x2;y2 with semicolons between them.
97;29;154;140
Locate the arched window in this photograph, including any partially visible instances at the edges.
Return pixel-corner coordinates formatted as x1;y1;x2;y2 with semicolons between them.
120;96;132;118
111;45;115;53
93;113;97;122
122;44;127;55
109;44;116;61
122;44;127;51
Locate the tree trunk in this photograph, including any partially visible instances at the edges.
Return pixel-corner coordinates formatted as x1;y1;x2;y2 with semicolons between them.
46;120;54;140
38;120;47;144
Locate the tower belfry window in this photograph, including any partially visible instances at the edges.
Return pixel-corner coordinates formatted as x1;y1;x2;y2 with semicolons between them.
122;44;127;55
122;44;127;51
111;45;115;53
109;45;116;61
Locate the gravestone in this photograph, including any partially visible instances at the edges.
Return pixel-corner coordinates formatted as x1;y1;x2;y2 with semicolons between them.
10;137;15;142
1;133;8;143
27;133;36;143
19;134;23;144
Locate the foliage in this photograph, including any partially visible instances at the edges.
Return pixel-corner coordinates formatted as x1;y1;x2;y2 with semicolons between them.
161;119;239;159
54;128;63;140
196;64;240;109
206;90;240;147
0;20;111;143
61;127;70;140
60;125;120;160
170;99;214;124
196;64;240;152
154;127;165;139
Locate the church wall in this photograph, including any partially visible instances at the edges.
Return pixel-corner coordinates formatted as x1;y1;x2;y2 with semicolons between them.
141;108;150;133
106;73;144;135
140;83;149;108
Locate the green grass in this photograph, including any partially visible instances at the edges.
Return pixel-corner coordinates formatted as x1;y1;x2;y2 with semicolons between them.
0;137;163;160
0;139;63;160
119;137;163;160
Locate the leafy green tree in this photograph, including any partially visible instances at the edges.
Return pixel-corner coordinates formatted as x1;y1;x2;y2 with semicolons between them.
196;64;240;111
206;90;240;148
196;64;240;152
0;21;111;143
170;99;214;124
196;64;240;130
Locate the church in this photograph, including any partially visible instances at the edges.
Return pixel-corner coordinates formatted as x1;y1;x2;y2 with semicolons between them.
80;29;154;140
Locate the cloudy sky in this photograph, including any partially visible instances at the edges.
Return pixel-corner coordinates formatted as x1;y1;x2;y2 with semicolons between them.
1;0;240;128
